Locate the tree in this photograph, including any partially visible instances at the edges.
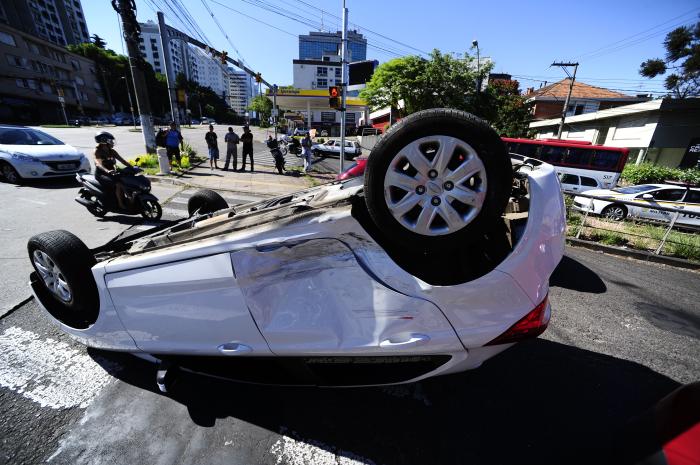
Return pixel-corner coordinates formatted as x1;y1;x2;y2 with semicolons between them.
640;19;700;98
484;80;532;137
175;73;239;123
90;34;106;49
247;94;273;122
360;49;491;118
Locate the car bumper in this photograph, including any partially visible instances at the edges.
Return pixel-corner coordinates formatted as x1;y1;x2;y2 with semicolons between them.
13;158;91;179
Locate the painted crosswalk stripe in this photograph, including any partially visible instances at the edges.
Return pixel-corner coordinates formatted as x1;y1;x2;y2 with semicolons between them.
269;429;376;465
0;326;117;409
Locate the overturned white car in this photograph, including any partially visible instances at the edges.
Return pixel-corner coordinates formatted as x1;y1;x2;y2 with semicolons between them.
27;109;565;387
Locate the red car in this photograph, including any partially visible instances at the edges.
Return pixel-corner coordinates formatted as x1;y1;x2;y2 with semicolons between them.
336;156;367;180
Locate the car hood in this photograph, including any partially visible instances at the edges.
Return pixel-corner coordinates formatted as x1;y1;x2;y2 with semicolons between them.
575;188;618;198
0;144;83;160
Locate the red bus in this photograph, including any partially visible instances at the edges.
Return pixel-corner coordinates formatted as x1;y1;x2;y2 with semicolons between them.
502;138;630;192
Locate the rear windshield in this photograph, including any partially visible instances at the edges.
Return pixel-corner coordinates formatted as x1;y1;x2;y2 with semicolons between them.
0;127;64;145
612;185;657;194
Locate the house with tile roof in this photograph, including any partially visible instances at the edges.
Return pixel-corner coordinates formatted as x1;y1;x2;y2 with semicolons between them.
526;78;650;121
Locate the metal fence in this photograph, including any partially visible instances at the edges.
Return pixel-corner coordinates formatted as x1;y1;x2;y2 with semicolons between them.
563;191;700;262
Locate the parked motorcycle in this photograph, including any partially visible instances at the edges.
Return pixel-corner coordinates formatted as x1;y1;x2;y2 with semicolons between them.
75;164;162;220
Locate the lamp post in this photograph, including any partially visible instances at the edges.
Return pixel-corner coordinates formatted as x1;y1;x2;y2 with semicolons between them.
121;76;137;130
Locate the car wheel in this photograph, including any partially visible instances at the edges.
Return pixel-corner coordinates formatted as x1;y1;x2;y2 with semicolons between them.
601;204;627;221
0;162;21;184
364;108;512;250
27;230;99;328
140;198;162;220
187;189;229;217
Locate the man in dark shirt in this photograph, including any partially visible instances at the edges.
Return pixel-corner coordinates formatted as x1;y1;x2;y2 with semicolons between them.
204;125;219;170
239;126;254;172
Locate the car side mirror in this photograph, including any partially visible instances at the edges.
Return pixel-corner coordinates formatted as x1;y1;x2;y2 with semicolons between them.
641;193;654;200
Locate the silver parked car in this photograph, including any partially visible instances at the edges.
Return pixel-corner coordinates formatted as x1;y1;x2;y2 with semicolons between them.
0;125;91;184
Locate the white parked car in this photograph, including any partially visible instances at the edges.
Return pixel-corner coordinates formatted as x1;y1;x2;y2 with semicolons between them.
312;138;362;160
0;125;91;184
573;183;700;227
27;109;565;388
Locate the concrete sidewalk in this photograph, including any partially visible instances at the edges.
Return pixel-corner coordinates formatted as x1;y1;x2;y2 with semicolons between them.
148;162;336;197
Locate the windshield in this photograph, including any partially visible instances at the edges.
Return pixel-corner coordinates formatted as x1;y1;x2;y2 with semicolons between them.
0;127;64;146
612;185;658;194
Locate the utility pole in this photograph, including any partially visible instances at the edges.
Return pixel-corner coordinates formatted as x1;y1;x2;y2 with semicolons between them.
157;11;179;127
272;84;278;138
113;0;156;153
551;61;579;139
339;0;349;173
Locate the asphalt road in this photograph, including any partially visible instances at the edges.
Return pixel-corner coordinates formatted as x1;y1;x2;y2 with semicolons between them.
0;177;183;315
1;246;697;465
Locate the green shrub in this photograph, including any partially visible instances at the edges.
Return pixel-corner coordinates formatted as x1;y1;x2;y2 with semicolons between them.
622;163;700;185
317;138;325;143
132;154;158;168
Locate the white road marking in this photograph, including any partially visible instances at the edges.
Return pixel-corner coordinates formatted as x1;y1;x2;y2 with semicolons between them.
0;326;117;409
269;429;377;465
18;198;48;205
167;196;188;204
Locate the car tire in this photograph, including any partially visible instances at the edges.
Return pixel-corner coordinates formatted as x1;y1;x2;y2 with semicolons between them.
601;204;627;221
364;108;512;250
27;230;99;328
0;162;22;184
187;189;229;217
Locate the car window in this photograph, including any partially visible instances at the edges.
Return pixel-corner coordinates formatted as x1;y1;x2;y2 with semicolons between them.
0;127;63;145
513;143;540;158
580;176;598;187
326;141;334;146
685;190;700;204
560;174;579;185
650;189;685;202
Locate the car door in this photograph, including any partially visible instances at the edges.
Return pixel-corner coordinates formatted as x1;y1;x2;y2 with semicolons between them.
678;190;700;227
636;188;685;222
559;173;580;193
105;253;272;356
230;239;464;356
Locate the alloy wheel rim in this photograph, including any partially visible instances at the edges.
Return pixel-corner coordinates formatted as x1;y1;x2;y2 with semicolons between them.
383;135;487;236
32;250;72;302
606;207;624;220
143;201;159;218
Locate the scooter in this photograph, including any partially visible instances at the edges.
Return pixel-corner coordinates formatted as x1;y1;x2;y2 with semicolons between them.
75;165;162;220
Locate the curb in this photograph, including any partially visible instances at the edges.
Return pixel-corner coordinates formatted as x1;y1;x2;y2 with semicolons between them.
566;238;700;271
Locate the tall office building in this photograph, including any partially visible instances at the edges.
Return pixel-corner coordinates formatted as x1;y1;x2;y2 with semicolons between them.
137;20;188;77
0;0;89;46
226;68;252;116
298;30;366;61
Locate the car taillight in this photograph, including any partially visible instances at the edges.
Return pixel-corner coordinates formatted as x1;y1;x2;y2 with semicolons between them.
485;295;550;346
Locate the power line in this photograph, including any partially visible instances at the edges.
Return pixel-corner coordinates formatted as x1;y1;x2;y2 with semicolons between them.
198;0;252;67
574;7;700;60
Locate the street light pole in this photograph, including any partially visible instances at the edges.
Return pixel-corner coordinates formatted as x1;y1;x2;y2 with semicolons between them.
339;0;349;173
472;39;480;94
121;76;136;130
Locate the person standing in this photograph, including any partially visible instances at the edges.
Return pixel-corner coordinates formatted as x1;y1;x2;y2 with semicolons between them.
164;122;183;168
222;127;239;171
204;124;219;170
240;126;254;172
301;133;313;172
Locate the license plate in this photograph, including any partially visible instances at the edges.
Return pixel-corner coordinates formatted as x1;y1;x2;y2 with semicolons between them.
57;163;74;170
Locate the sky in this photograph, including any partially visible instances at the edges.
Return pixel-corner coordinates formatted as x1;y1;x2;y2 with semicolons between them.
83;0;700;96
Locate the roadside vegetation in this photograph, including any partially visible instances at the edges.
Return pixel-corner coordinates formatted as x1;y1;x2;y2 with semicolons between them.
566;210;700;262
128;142;200;175
621;163;700;185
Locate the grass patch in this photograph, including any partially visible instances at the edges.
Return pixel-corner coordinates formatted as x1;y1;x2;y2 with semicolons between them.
567;212;700;262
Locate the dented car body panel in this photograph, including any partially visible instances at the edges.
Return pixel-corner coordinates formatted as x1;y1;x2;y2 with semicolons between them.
30;160;565;385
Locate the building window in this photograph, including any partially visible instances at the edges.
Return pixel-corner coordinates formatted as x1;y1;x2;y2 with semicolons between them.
335;67;341;77
70;59;80;70
75;76;84;85
6;54;25;68
80;91;89;101
317;66;328;77
41;82;52;93
15;79;37;89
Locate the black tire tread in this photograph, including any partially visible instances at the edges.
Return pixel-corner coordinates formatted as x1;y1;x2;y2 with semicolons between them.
187;189;229;217
27;230;99;327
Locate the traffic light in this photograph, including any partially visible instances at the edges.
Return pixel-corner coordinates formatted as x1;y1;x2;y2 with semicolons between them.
220;50;228;65
255;72;262;83
328;86;340;109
